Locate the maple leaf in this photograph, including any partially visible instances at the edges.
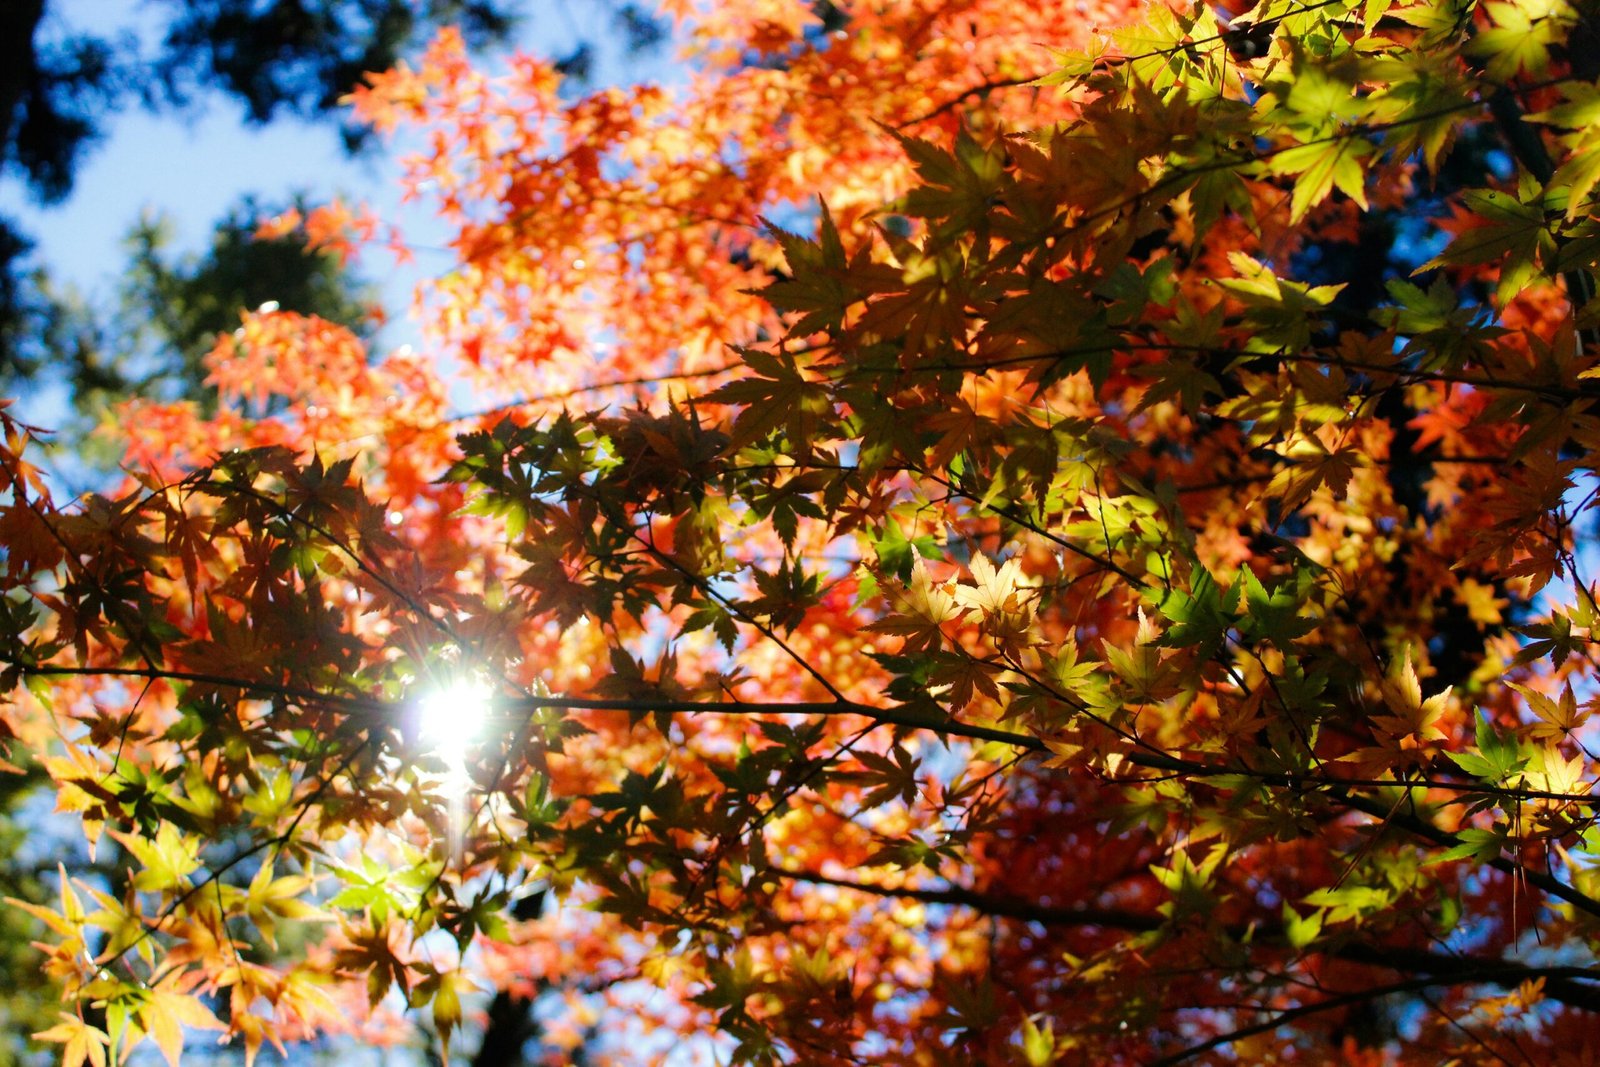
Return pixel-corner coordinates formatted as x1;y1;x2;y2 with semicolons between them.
1420;186;1556;303
1264;425;1368;514
928;649;1003;710
82;879;149;966
228;1010;287;1067
9;862;85;939
1271;137;1373;223
0;502;67;577
1102;608;1182;705
1509;681;1591;743
32;1015;109;1067
1466;0;1573;81
852;744;920;810
890;128;1007;238
865;557;960;653
704;349;833;450
1527;81;1600;216
243;859;326;950
1157;563;1239;659
1520;744;1589;818
1236;566;1316;648
761;203;857;337
110;823;201;893
1456;578;1507;627
411;968;483;1058
139;975;226;1067
1346;650;1454;774
1378;651;1452;742
953;554;1035;644
333;919;414;1006
1450;716;1530;783
923;398;984;471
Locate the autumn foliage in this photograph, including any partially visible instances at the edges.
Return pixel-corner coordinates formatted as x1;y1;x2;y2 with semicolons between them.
8;0;1600;1062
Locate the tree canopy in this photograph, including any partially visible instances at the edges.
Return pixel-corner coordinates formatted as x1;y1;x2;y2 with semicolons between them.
6;0;1600;1063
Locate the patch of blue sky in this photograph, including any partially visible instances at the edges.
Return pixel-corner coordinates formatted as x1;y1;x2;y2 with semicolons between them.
4;0;689;434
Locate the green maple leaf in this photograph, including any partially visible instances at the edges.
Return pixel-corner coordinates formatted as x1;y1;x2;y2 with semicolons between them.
680;602;740;652
1433;827;1510;864
1420;187;1555;302
1466;0;1569;81
113;823;200;894
1237;566;1316;648
1157;564;1239;659
1448;715;1528;783
1271;137;1372;222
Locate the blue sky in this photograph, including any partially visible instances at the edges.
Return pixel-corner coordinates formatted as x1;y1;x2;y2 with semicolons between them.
3;0;378;290
2;105;378;293
0;0;672;441
1;0;659;334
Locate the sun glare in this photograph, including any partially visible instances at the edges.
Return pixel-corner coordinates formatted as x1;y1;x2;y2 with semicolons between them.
417;677;493;863
418;677;493;788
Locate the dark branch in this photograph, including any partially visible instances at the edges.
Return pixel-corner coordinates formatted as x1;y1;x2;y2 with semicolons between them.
782;868;1600;1014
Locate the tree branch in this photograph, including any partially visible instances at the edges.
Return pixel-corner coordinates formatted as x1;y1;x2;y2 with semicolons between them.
1145;962;1600;1065
21;666;1600;921
780;868;1600;1013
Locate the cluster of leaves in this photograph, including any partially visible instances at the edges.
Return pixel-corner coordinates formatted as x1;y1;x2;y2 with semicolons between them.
9;0;1600;1063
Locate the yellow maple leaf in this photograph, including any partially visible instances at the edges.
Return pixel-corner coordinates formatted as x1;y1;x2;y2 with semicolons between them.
1508;681;1589;742
1374;650;1451;745
32;1014;108;1067
865;558;959;652
1456;577;1507;626
1262;423;1368;515
1345;650;1453;773
904;557;957;625
954;553;1035;643
140;976;225;1067
1521;744;1588;811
